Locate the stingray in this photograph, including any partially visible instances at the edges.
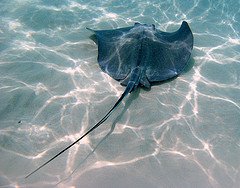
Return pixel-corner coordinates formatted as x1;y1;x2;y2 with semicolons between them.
26;21;193;178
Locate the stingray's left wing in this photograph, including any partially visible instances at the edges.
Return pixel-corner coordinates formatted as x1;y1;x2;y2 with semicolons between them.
87;26;139;81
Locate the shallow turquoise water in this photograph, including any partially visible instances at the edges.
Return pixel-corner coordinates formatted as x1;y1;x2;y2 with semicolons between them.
0;0;240;187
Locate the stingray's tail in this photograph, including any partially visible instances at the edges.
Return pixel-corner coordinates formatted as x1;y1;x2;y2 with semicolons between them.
25;67;141;178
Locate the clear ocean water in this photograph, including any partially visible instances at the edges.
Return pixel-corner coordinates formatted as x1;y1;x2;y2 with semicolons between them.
0;0;239;187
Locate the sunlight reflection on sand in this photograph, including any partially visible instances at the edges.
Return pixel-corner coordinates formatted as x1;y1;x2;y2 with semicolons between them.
0;0;239;187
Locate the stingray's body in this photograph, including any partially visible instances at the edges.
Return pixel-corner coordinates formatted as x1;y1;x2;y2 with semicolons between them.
26;21;193;178
88;21;193;91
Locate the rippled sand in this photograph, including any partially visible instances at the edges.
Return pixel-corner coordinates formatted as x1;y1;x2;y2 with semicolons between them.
0;0;239;187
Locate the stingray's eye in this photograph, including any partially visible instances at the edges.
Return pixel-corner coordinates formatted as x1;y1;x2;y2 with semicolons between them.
152;24;156;30
134;22;141;26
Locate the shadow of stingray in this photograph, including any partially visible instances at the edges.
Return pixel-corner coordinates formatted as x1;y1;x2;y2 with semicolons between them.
56;88;141;185
182;57;195;73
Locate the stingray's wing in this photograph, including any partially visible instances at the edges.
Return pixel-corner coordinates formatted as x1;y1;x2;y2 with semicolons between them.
87;25;139;81
144;21;193;82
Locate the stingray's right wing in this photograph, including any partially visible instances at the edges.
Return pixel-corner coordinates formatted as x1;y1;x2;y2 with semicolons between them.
87;26;139;81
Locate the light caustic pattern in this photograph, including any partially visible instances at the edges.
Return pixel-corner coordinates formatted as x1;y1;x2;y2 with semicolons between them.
0;0;239;187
